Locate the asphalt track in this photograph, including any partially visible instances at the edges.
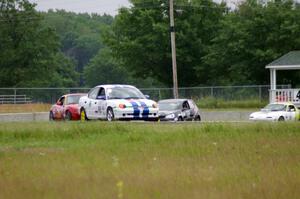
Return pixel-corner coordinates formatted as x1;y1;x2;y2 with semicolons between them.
0;111;252;122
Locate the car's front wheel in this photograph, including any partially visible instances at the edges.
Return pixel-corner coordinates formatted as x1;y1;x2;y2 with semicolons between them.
278;116;285;122
106;108;114;121
80;109;88;121
178;117;183;121
49;111;55;121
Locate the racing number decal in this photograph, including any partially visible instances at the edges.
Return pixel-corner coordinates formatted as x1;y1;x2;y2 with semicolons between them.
98;105;106;115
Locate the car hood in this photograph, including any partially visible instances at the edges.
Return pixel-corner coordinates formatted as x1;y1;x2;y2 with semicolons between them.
109;99;156;107
158;110;181;116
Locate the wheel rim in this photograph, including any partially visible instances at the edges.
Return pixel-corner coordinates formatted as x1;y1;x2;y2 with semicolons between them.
65;112;71;120
107;109;113;121
81;110;86;121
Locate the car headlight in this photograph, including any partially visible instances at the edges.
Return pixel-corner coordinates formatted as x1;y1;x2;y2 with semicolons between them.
118;104;126;109
166;113;175;119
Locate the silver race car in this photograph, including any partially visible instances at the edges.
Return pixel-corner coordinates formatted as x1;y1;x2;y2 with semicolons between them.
158;99;201;121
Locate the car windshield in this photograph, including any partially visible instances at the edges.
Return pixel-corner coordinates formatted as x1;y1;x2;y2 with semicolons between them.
159;102;182;111
263;104;286;111
65;95;84;105
107;87;145;99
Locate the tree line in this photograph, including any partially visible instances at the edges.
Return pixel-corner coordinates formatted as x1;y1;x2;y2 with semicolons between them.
1;0;300;88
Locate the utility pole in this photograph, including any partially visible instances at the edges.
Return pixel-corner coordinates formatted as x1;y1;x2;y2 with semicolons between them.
169;0;179;99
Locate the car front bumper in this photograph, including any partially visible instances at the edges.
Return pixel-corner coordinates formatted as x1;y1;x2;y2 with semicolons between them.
249;117;277;121
113;107;159;120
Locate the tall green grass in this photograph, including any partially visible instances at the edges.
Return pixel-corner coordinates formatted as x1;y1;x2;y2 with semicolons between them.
0;122;299;199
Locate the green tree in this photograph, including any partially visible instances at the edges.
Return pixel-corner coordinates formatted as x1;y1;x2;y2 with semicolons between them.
0;0;78;87
83;48;129;87
104;0;226;87
203;0;300;85
42;10;113;85
84;48;164;88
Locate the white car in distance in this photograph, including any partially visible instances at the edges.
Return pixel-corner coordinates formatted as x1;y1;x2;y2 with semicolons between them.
79;84;159;121
249;102;300;121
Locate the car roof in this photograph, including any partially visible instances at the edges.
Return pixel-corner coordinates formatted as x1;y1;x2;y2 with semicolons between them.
158;99;189;103
64;93;86;96
94;84;137;89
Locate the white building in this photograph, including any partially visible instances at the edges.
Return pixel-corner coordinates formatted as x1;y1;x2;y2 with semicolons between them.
266;51;300;107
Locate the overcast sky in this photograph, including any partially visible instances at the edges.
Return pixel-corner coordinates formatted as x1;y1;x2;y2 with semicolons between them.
31;0;132;16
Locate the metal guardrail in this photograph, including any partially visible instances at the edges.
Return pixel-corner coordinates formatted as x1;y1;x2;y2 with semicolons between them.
0;85;291;104
0;95;32;104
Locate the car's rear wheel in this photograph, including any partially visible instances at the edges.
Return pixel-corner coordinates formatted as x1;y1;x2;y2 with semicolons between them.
178;117;183;121
106;108;114;121
278;116;285;121
65;111;72;121
49;111;55;121
80;109;88;121
195;115;201;121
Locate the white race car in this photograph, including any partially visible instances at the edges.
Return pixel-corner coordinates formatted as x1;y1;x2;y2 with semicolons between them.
249;102;300;122
79;84;159;121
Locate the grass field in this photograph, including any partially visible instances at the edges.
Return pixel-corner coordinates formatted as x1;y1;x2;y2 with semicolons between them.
0;122;299;199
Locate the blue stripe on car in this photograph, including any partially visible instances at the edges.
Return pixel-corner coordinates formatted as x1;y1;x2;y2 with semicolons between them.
139;101;149;118
130;101;140;119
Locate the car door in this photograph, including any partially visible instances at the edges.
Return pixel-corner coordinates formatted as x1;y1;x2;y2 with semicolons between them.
182;100;192;120
54;96;65;119
188;100;197;119
286;105;297;121
94;87;107;119
86;87;99;119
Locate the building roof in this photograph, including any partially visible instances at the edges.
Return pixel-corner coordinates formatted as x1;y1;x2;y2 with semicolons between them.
266;51;300;70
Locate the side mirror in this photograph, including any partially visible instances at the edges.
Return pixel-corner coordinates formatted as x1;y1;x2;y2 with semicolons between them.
56;101;62;106
290;108;295;112
144;95;150;99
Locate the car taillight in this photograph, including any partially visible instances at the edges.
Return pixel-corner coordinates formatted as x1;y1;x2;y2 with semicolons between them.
119;104;126;109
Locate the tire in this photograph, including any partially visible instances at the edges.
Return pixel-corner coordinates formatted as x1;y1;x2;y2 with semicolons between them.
178;117;183;121
106;108;114;121
195;115;201;121
80;109;88;121
65;111;72;121
278;116;285;122
49;111;55;121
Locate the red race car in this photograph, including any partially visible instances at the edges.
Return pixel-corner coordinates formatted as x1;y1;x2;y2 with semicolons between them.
49;93;86;121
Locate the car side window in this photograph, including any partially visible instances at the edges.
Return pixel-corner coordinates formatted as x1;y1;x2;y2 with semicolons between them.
288;105;295;112
182;101;190;110
88;88;99;99
97;88;106;100
57;96;65;105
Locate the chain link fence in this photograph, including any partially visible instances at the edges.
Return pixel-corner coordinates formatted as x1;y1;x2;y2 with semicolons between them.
0;85;290;104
